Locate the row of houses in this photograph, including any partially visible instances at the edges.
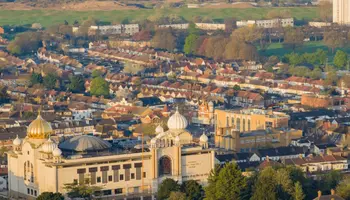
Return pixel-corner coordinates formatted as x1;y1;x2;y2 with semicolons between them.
37;48;83;68
158;18;294;30
72;24;140;36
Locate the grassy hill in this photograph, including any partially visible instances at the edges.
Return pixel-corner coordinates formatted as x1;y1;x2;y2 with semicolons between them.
0;7;318;27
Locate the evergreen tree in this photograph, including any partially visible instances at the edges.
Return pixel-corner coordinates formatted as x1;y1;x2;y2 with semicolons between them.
181;180;203;200
67;75;85;93
43;73;58;89
336;177;350;200
251;167;277;200
184;22;200;55
30;72;43;86
204;164;221;200
215;163;246;200
157;178;180;200
334;50;348;69
90;76;109;97
168;191;186;200
294;182;305;200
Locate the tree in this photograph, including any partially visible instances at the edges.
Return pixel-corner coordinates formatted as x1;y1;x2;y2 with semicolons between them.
320;170;343;193
184;23;200;55
152;28;176;51
324;30;347;53
0;85;9;104
232;26;263;44
90;76;109;97
283;27;304;51
168;191;186;200
294;182;305;200
181;180;203;200
37;192;64;200
251;167;277;200
325;68;338;86
310;67;322;80
203;36;229;60
123;63;145;75
91;69;103;78
334;50;348;69
43;73;58;89
316;49;327;65
204;164;221;200
7;32;42;55
64;181;101;199
215;163;246;200
132;30;152;41
78;17;97;37
233;85;241;91
67;75;85;93
157;178;180;200
336;177;350;200
30;72;43;86
318;1;333;22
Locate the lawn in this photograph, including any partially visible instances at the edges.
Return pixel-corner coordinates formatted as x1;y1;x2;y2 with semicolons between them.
0;7;318;27
259;41;329;57
259;41;350;64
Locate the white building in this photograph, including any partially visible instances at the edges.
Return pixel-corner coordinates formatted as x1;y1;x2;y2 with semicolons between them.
333;0;350;25
237;18;294;28
8;111;214;199
89;24;140;35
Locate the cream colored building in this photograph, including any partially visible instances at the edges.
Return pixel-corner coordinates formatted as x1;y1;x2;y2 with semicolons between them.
8;111;214;199
215;108;289;132
333;0;350;25
215;127;302;152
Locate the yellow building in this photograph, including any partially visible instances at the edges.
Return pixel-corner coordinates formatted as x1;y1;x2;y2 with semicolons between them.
214;108;289;132
333;0;350;25
215;127;302;152
8;111;214;199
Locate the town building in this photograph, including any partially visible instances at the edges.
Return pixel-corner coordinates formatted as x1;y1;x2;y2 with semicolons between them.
8;110;215;199
333;0;350;25
301;94;346;109
283;155;348;173
88;24;140;35
192;101;214;125
214;108;289;132
237;18;294;28
158;23;225;31
215;127;302;152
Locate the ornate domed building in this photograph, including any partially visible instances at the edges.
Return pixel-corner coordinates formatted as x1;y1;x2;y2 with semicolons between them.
8;111;214;199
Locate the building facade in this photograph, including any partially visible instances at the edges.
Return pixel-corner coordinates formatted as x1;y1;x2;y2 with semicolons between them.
8;111;214;199
215;127;302;152
214;108;289;132
333;0;350;25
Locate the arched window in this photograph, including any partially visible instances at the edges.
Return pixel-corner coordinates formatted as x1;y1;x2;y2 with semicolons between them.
159;156;172;176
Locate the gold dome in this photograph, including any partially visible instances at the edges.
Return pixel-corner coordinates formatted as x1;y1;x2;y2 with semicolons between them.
27;114;53;139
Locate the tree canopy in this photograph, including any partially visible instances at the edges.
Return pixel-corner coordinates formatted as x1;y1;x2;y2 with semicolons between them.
37;192;64;200
157;178;180;200
67;75;85;93
90;76;109;97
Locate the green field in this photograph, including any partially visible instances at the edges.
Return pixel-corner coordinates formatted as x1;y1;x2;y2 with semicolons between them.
260;41;350;56
259;41;328;57
0;7;318;27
